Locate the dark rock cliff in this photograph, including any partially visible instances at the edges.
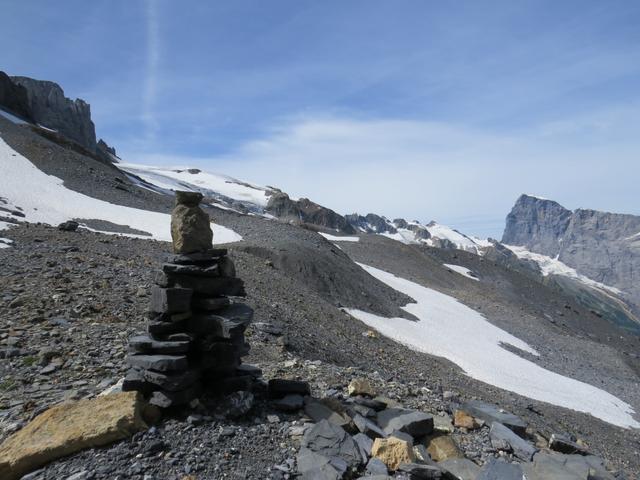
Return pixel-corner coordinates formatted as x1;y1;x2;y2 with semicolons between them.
0;72;32;121
502;194;640;305
10;75;97;152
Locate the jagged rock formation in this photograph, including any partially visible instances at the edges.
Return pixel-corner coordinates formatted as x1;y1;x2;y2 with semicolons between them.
345;213;397;234
503;194;640;305
10;75;97;152
0;72;31;121
266;191;356;234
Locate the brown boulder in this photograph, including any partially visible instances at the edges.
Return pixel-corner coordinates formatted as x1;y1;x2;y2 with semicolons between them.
171;191;213;254
0;392;147;480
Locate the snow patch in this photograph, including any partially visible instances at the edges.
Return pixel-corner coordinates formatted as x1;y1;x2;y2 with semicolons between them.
0;137;242;244
346;264;639;429
119;163;272;207
319;232;360;242
505;245;622;295
443;264;479;281
0;238;12;248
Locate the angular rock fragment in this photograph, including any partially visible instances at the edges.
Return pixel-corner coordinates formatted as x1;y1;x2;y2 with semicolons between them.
425;434;463;462
126;354;188;372
128;335;190;354
377;408;434;437
397;462;443;479
437;458;481;480
476;458;523;480
489;422;537;461
371;436;415;471
273;394;305;412
348;378;375;397
460;401;526;436
150;286;192;314
170;191;213;254
268;379;311;398
301;419;362;468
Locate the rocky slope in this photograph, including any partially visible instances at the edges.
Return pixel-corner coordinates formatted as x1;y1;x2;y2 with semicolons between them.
503;194;640;307
1;75;640;478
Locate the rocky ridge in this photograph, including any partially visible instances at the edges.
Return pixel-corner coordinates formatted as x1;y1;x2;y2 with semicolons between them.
502;194;640;307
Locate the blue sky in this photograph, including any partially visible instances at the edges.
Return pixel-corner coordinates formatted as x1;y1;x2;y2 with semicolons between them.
2;0;639;237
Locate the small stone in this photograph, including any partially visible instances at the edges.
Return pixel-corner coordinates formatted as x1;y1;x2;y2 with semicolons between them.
267;415;280;424
57;221;79;232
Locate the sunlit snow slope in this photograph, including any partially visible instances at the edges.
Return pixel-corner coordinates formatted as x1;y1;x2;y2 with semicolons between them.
119;163;272;209
0;138;242;244
346;264;639;429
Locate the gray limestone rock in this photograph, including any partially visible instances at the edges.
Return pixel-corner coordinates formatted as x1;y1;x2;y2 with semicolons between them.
365;457;388;475
353;433;373;461
489;422;537;461
437;458;480;480
150;286;192;314
376;408;434;438
126;354;188;372
476;458;523;480
460;401;527;436
397;462;443;479
301;419;362;468
11;75;97;151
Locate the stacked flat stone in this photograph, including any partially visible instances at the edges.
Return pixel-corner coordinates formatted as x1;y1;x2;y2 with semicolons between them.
122;191;257;409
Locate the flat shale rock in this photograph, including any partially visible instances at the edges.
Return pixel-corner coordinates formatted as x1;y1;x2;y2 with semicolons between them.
128;335;190;354
172;274;245;296
126;354;188;372
187;304;253;337
460;400;526;436
476;458;523;480
437;458;481;480
301;419;362;468
376;408;434;437
150;286;192;314
489;421;537;461
0;392;147;480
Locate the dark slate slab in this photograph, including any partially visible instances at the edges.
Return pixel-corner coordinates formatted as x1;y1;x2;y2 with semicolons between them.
301;419;362;468
268;378;311;398
438;458;481;480
162;262;219;277
490;422;537;461
476;458;523;480
460;400;527;436
376;408;434;438
150;286;192;314
129;335;190;354
187;304;253;338
192;296;230;311
397;463;443;479
166;250;227;265
143;368;200;392
127;354;188;372
149;385;201;408
353;413;385;439
273;394;305;412
173;274;245;297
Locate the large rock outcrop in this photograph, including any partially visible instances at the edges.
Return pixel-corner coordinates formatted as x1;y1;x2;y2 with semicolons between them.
0;72;32;121
502;194;640;305
266;192;355;234
10;75;97;152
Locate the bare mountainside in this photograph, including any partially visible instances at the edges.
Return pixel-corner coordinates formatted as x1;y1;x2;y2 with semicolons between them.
1;76;639;478
503;194;640;308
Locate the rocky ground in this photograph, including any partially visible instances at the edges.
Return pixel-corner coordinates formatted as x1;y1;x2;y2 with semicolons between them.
1;223;639;479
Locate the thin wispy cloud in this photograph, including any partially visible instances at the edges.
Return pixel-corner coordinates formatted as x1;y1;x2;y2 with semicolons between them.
143;0;160;143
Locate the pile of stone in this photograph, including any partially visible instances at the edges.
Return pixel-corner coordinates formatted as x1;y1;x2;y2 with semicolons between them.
122;191;257;408
286;378;616;480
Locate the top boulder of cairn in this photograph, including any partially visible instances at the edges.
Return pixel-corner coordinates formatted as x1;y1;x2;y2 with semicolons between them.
171;190;213;254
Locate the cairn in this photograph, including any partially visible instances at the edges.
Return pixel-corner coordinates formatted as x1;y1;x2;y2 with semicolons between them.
123;191;258;408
